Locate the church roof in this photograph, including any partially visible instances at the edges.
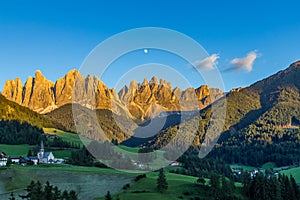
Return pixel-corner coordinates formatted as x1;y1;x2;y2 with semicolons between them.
43;152;52;158
9;156;21;159
28;156;38;160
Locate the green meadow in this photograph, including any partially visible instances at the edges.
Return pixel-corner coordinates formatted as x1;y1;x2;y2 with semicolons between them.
0;144;31;156
0;165;133;199
281;167;300;183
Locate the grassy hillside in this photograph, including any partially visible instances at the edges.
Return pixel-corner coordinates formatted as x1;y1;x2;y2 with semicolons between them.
143;62;300;148
97;171;245;200
0;165;133;199
281;167;300;183
0;94;57;129
43;128;82;144
46;104;135;142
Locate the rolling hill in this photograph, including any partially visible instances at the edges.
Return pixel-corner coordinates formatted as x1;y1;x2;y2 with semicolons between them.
46;103;136;142
0;94;58;129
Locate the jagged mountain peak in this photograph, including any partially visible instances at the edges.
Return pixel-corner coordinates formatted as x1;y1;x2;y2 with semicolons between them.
150;76;158;85
2;69;224;119
142;78;149;86
35;70;53;83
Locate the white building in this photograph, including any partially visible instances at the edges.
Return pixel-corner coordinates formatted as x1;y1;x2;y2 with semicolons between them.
0;158;7;166
37;141;55;164
9;156;21;164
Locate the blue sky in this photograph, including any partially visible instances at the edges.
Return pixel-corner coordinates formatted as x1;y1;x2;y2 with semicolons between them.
0;0;300;91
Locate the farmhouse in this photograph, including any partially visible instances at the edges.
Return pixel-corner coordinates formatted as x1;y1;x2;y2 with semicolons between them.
0;152;8;166
0;157;7;166
9;156;21;164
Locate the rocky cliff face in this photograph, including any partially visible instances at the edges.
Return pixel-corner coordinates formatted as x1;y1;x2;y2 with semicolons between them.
117;77;222;119
2;77;23;104
3;71;56;113
2;70;224;118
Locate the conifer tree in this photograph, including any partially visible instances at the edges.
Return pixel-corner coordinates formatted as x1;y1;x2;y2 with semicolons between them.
157;168;168;193
105;191;113;200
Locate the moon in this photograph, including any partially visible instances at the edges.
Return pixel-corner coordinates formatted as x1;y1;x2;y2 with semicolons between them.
143;49;148;54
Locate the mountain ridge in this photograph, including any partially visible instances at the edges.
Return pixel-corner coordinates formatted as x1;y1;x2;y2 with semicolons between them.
2;70;224;119
142;61;300;149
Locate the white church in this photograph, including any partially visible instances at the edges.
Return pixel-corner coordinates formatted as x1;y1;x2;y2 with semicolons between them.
37;140;55;164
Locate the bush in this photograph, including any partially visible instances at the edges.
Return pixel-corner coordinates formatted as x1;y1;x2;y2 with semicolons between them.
122;183;130;190
134;174;147;182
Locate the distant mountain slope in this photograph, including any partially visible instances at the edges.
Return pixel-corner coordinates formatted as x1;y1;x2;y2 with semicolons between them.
0;94;57;128
142;61;300;149
46;104;136;142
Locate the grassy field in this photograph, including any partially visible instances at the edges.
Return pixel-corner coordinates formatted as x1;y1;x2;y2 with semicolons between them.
230;164;256;171
261;162;277;169
9;164;134;175
96;171;203;200
52;149;72;158
280;167;300;183
117;145;140;153
0;165;133;199
43;128;82;144
97;170;245;200
0;144;31;156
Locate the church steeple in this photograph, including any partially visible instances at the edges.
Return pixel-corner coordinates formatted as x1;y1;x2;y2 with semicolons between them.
40;140;44;152
38;140;44;163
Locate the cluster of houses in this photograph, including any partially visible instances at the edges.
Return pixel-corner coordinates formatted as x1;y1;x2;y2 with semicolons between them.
232;165;297;178
0;141;64;167
232;167;265;177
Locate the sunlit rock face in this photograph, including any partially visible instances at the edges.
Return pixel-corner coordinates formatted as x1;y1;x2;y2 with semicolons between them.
2;70;224;118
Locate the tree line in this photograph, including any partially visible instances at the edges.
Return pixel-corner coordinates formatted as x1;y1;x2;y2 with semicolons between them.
9;181;77;200
0;120;79;149
242;172;300;200
173;154;232;178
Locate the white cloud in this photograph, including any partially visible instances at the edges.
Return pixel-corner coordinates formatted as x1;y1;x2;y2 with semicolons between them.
194;54;219;70
229;51;258;72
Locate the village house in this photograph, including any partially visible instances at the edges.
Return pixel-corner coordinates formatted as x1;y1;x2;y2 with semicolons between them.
20;156;39;166
0;152;8;166
169;161;180;167
0;157;7;166
0;141;64;167
9;156;21;164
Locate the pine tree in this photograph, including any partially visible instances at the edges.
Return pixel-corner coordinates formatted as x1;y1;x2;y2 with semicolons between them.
269;176;281;200
6;157;12;168
19;180;35;199
105;191;113;200
290;175;300;200
221;175;235;199
242;171;252;196
209;173;220;199
9;192;15;200
157;168;168;193
43;181;53;200
53;186;61;199
69;190;78;200
31;181;43;200
61;190;69;200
